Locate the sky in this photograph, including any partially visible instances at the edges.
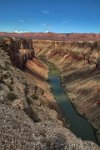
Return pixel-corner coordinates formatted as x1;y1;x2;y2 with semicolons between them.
0;0;100;33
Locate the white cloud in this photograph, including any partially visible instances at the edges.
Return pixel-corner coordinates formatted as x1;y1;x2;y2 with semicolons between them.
14;30;19;33
41;10;49;14
14;30;23;33
42;23;52;32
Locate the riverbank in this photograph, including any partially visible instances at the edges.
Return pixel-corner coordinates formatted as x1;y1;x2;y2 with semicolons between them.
41;57;99;144
41;54;100;145
34;38;100;144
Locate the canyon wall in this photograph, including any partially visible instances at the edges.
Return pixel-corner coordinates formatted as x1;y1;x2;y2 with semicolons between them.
33;40;100;143
33;40;100;68
0;38;34;69
0;38;48;79
0;38;99;149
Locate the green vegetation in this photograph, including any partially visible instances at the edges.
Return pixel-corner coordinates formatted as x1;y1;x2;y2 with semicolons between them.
23;81;28;87
23;81;28;95
7;92;18;101
40;56;60;76
31;94;38;100
0;85;3;90
5;62;10;70
34;85;38;94
3;73;9;79
26;96;32;104
1;72;11;80
44;59;59;76
7;84;13;91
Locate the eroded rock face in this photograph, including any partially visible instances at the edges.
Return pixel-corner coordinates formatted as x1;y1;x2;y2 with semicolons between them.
0;39;100;149
0;103;99;150
0;38;34;69
33;40;100;68
34;39;100;144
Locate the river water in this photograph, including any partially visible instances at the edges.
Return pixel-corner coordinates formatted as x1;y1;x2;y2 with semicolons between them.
43;59;97;144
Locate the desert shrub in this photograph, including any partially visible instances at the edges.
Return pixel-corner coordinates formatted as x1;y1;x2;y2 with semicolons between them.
3;73;9;79
26;96;32;104
24;87;28;95
31;94;38;100
23;81;29;95
7;84;13;91
23;81;28;87
5;62;10;70
34;85;38;94
1;73;9;79
7;92;17;101
0;85;3;90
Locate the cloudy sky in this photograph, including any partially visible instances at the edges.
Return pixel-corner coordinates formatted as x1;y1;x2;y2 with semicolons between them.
0;0;100;33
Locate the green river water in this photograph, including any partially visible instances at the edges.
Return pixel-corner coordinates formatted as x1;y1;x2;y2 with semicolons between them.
43;59;98;144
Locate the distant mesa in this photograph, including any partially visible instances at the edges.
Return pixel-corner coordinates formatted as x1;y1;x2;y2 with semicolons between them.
0;32;100;41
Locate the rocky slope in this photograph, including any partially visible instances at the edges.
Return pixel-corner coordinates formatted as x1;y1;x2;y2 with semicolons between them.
33;40;100;144
0;40;100;149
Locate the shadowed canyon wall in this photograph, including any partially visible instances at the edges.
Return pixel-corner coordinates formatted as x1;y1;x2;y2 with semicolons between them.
0;38;34;69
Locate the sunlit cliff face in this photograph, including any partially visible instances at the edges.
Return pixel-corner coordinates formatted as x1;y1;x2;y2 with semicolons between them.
0;38;48;79
33;40;100;68
32;39;100;144
26;59;48;80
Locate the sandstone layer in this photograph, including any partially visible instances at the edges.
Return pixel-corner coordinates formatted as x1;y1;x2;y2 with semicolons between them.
1;32;100;41
33;40;100;144
0;38;99;149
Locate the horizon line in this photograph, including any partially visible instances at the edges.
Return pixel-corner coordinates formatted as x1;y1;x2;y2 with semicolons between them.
0;31;100;34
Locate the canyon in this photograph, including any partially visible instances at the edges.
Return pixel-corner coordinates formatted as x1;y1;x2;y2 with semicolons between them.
0;36;100;149
33;39;100;143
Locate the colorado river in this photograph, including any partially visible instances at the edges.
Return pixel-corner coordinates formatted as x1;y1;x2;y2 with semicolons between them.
42;58;97;144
